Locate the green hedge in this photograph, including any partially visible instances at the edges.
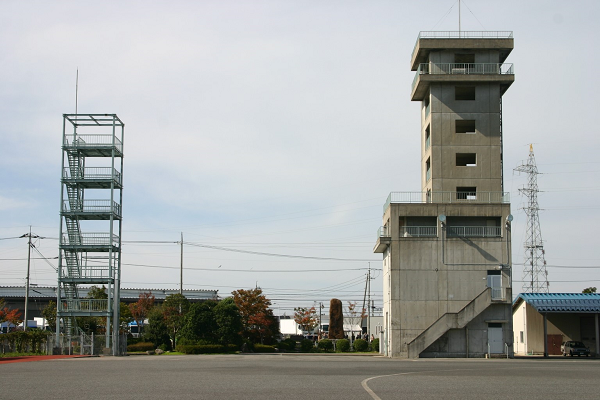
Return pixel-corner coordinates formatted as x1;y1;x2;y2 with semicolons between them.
300;339;314;353
317;339;333;351
175;344;239;354
127;342;155;352
336;339;350;352
0;330;51;354
371;338;379;352
353;339;368;352
278;338;297;351
253;344;276;353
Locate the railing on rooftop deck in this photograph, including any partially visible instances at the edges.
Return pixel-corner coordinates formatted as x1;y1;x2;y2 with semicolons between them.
417;31;513;39
383;191;510;213
63;134;123;153
412;63;514;93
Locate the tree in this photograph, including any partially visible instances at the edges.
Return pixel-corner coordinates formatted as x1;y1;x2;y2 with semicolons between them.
232;288;279;344
294;307;318;333
42;300;57;331
162;293;190;348
119;302;133;333
144;305;170;350
583;287;597;293
128;292;155;335
345;301;366;346
0;298;22;331
180;300;218;343
213;297;243;346
87;285;108;299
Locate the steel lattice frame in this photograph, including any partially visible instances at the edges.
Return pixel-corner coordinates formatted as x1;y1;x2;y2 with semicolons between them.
514;145;549;293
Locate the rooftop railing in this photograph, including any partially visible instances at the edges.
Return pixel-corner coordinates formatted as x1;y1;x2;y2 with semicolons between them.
412;63;514;93
417;31;513;39
63;134;123;153
383;191;510;213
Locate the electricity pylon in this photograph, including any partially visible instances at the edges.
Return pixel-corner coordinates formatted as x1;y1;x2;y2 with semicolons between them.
514;144;549;293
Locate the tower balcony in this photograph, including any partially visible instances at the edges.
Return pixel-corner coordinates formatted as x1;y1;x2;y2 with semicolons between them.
60;232;120;251
411;62;514;101
63;134;123;157
62;199;122;220
62;167;122;189
383;191;509;214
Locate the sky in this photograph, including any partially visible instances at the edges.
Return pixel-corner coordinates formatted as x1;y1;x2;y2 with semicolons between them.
1;0;599;317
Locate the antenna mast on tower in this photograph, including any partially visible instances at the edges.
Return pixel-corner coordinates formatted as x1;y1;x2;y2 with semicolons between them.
514;145;549;293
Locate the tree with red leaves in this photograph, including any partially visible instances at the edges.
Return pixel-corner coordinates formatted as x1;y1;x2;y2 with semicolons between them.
128;292;155;335
294;307;318;333
232;288;279;345
0;298;22;331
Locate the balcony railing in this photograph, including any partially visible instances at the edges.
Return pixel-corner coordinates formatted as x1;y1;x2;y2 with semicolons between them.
401;226;437;237
417;31;513;39
446;226;501;238
61;232;120;248
62;299;109;313
63;199;121;217
63;167;122;185
61;265;113;280
412;63;514;93
383;191;509;213
63;134;123;153
377;226;389;239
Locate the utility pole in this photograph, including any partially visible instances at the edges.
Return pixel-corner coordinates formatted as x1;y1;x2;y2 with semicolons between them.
19;227;39;332
367;263;371;341
180;232;183;295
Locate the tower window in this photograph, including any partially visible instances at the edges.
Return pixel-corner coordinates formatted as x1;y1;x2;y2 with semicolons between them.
455;53;475;64
425;125;430;150
456;153;476;166
456;120;476;134
426;157;431;182
455;86;475;100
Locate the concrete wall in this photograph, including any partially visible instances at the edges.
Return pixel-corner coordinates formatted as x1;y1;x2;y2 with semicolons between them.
383;202;512;358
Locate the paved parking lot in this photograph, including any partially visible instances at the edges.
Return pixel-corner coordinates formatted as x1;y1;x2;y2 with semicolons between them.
2;354;598;399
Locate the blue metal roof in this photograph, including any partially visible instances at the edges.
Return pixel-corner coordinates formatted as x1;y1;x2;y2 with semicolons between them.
516;293;600;313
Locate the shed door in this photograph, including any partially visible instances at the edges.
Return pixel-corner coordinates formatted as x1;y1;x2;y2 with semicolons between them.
547;334;562;355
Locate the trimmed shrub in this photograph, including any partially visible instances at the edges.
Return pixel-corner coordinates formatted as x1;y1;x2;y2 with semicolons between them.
278;338;296;351
336;339;350;352
254;344;276;353
127;342;155;352
371;338;380;352
317;339;333;352
175;344;238;354
353;339;368;352
300;339;314;353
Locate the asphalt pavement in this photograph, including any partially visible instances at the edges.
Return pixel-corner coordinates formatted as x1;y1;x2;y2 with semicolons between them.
2;354;598;400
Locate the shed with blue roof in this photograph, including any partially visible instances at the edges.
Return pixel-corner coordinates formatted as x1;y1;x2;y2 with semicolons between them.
512;293;600;357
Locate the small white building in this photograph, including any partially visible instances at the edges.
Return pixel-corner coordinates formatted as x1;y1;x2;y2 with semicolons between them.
512;293;600;356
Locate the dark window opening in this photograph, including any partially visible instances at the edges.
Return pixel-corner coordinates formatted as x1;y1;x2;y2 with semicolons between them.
456;186;476;200
456;120;476;134
425;125;430;150
455;86;476;100
456;153;476;166
455;54;475;64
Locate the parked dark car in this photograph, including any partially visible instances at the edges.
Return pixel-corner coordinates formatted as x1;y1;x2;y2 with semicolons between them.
561;341;590;357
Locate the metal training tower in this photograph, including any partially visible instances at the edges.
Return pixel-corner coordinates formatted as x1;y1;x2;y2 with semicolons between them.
514;144;549;293
57;114;124;355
